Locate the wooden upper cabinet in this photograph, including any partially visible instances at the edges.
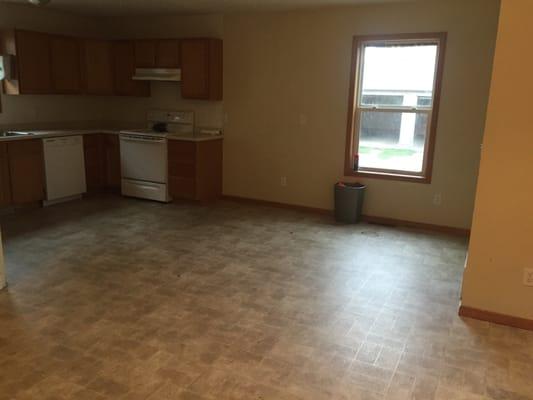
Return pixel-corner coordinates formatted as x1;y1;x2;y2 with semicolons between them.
16;30;53;94
181;38;222;100
1;30;53;95
0;29;221;101
50;35;82;94
134;39;180;68
82;39;114;95
134;40;157;68
156;39;180;68
113;41;150;97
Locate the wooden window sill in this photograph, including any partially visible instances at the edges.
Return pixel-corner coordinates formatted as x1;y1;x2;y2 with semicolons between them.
344;169;431;184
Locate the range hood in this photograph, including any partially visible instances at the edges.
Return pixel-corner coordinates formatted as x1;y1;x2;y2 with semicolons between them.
132;68;181;82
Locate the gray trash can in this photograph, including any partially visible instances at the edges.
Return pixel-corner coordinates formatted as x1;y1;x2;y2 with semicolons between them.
334;182;366;223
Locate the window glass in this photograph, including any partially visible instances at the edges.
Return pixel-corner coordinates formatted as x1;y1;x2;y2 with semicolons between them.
360;44;438;108
358;111;429;173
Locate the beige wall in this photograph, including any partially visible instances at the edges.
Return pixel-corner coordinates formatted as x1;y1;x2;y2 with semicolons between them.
0;3;108;128
99;14;224;128
223;0;500;229
1;2;501;231
461;0;533;320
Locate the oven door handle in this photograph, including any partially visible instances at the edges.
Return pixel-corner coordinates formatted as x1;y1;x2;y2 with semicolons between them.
120;135;166;143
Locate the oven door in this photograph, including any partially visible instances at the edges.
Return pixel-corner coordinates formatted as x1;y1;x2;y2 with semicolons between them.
120;134;167;183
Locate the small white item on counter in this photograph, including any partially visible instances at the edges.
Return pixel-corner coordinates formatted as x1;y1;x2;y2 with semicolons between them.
198;128;222;136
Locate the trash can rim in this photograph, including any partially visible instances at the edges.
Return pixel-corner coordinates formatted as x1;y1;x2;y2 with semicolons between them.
336;182;366;189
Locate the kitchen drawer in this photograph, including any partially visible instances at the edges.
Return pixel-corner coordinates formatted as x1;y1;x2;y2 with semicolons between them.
168;141;196;164
8;139;43;156
169;176;196;200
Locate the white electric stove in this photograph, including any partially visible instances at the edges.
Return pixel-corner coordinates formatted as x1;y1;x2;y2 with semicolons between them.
119;110;194;202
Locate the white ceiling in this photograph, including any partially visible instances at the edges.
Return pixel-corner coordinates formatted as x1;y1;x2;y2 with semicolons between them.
2;0;409;17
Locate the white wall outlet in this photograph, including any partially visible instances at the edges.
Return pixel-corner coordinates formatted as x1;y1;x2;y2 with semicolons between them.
523;268;533;287
433;193;442;206
280;176;288;187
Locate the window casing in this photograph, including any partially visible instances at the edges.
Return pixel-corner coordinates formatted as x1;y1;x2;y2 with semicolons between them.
344;33;447;183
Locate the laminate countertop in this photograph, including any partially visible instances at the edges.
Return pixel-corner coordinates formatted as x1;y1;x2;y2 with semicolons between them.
0;129;121;142
0;129;224;142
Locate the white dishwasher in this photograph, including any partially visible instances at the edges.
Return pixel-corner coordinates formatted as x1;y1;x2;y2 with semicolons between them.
43;136;87;206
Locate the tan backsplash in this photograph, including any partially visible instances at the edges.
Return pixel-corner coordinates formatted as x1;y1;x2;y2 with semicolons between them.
99;82;224;130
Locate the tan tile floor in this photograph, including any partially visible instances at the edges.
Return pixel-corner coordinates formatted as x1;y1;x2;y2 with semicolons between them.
0;196;532;400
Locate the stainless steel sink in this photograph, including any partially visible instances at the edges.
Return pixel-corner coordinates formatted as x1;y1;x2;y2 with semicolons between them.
0;131;34;137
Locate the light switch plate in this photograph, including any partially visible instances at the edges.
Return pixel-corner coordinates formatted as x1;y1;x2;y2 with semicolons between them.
523;268;533;287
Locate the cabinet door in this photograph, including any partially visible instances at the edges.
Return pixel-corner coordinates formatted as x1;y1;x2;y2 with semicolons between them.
168;141;196;200
8;140;45;205
134;40;156;68
196;140;223;201
103;134;121;190
15;30;52;94
113;41;150;97
180;39;209;99
83;134;105;192
156;39;180;68
50;35;82;94
0;144;12;207
82;39;114;95
181;38;222;100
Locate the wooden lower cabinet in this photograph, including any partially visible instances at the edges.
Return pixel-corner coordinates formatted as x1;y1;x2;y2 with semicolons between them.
0;134;121;209
168;139;222;202
83;134;121;192
0;144;12;207
7;140;46;205
103;134;121;190
83;134;105;192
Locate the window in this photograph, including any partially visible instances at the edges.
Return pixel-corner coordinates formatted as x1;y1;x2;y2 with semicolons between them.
345;33;447;183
